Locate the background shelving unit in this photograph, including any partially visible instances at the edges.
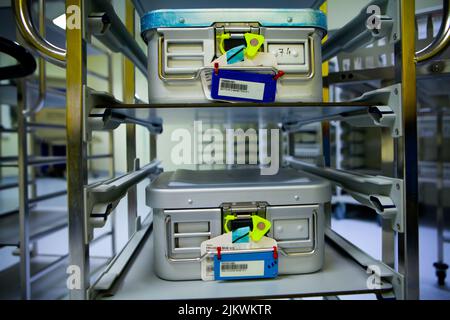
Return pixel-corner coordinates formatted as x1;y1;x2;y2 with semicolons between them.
0;1;119;299
12;0;448;300
323;2;450;285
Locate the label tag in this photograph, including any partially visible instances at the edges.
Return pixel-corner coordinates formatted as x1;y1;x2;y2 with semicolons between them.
214;251;278;281
210;69;277;102
200;69;213;100
200;232;278;281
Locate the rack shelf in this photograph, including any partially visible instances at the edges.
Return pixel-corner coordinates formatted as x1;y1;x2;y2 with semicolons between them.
94;225;393;300
0;179;34;191
0;254;109;300
0;207;67;247
96;102;371;126
0;155;111;167
0;82;66;108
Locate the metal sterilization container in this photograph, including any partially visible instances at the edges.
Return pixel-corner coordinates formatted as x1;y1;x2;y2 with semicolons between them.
146;168;331;280
141;9;327;103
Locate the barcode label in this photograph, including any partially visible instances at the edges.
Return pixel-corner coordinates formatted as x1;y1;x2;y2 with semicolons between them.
218;78;265;101
219;260;264;278
220;80;248;93
221;263;248;272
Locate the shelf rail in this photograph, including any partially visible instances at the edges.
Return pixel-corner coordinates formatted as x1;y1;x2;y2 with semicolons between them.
85;159;161;240
326;228;404;299
286;156;404;232
323;0;449;64
88;0;148;75
282;84;402;138
86;89;163;135
322;0;396;62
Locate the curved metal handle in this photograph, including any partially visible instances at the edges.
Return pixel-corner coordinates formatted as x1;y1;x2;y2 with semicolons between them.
416;0;450;63
0;36;36;80
164;216;206;263
25;0;46;116
275;211;318;257
13;0;66;67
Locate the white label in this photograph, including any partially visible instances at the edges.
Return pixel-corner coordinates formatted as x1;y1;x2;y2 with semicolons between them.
218;78;265;101
268;43;305;65
219;260;265;278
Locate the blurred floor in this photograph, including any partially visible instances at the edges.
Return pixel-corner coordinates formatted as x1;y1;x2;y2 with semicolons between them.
333;218;450;300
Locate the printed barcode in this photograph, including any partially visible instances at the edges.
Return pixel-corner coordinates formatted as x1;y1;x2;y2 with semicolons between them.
220;80;248;93
221;263;248;272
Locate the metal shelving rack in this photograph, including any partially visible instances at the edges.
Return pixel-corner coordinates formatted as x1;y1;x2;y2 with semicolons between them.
325;4;450;221
13;0;160;300
0;0;120;300
0;73;72;299
13;0;449;300
325;2;450;286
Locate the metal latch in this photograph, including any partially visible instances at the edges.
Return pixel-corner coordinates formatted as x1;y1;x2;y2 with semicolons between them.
214;23;260;56
221;202;267;233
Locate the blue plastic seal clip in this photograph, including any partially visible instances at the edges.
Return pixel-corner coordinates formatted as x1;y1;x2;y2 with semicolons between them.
232;226;250;243
226;45;246;64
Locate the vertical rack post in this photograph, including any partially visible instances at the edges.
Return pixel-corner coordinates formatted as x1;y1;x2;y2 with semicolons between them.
0;104;2;180
380;70;396;269
107;50;117;256
435;106;445;278
66;0;89;300
17;80;31;300
149;133;157;161
124;0;137;237
381;126;395;268
320;1;331;167
396;0;419;299
107;53;115;180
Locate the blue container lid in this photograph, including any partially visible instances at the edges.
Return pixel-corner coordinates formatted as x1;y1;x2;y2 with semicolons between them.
141;8;327;36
